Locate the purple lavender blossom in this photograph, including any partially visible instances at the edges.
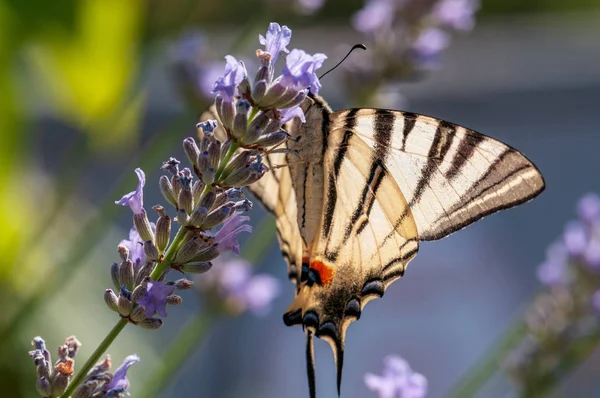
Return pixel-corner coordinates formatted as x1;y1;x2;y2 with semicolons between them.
577;193;600;224
259;23;292;66
411;28;450;69
432;0;478;31
137;281;176;318
352;0;397;36
563;221;588;257
536;242;570;286
280;49;327;94
105;354;140;396
214;213;253;255
119;227;145;267
115;168;145;214
295;0;326;15
592;290;600;313
211;55;247;100
280;105;306;124
364;355;427;398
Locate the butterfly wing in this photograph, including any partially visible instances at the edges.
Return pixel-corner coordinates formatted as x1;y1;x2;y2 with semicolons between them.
329;108;545;241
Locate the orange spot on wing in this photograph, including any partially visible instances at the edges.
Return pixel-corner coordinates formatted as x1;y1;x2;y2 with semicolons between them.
310;260;334;286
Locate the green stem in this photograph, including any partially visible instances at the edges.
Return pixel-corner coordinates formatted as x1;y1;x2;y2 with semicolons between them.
448;317;528;398
150;227;188;280
214;141;238;182
136;311;218;397
61;318;128;398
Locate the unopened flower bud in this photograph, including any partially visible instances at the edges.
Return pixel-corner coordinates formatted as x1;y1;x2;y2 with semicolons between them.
117;245;129;262
216;95;234;131
260;83;286;108
143;241;160;262
234;199;253;212
104;289;119;312
133;209;154;243
161;157;180;176
202;167;215;186
52;372;70;396
254;130;289;148
196;120;218;139
111;262;120;290
192;180;206;204
203;204;234;229
177;208;189;225
159;175;178;208
119;260;134;290
131;280;148;303
252;79;268;103
220;139;232;159
174;238;209;265
188;206;208;228
178;187;194;215
221;150;252;177
174;278;195;290
238;76;251;97
208;140;222;170
243;112;270;145
118;295;132;317
191;244;220;263
199;190;217;210
226;188;245;200
166;295;182;306
171;175;183;201
280;89;308;109
232;100;250;140
152;205;167;218
135;263;153;286
180;261;213;274
155;215;171;252
183;137;200;172
138;318;164;330
36;377;51;397
220;167;252;187
129;305;147;323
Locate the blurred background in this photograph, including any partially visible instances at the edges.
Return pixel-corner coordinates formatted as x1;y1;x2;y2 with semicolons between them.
3;0;600;397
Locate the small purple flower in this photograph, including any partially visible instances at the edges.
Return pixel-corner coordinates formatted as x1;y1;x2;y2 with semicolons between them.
259;23;292;66
352;0;397;35
237;274;280;315
411;28;450;69
115;168;145;215
105;354;140;396
577;193;600;224
536;242;569;286
280;105;306;124
584;238;600;268
563;221;588;256
365;355;427;398
592;290;600;313
137;281;176;318
281;49;327;94
432;0;478;31
295;0;326;15
119;227;145;266
214;213;253;255
211;55;247;100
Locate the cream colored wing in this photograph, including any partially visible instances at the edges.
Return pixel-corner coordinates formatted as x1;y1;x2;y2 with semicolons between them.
283;129;419;397
330;108;545;241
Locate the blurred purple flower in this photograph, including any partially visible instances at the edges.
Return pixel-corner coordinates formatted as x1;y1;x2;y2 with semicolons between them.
432;0;478;31
577;193;600;224
563;221;588;257
211;55;247;100
295;0;326;15
592;290;600;313
214;213;253;255
281;49;327;94
259;23;292;66
119;227;145;267
365;355;427;398
536;242;570;286
411;28;450;69
352;0;397;35
115;168;145;215
137;281;176;318
105;354;140;396
584;239;600;268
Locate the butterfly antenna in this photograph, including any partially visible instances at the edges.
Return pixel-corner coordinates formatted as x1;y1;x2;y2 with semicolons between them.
319;44;367;80
306;331;317;398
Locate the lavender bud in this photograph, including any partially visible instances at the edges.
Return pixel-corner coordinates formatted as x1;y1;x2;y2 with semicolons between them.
155;215;171;252
197;151;210;174
189;206;208;228
254;130;289;148
220;139;232;159
220;167;252;187
72;381;96;398
232;100;250;141
216;95;234;131
238;76;251;97
143;241;160;262
52;372;69;396
65;336;81;358
118;295;132;317
111;262;120;290
202;167;215;186
180;261;213;274
190;244;219;262
192;180;206;204
183;137;200;171
159;176;178;208
208;140;222;170
203;205;234;229
36;377;51;397
252;79;268;103
171;175;183;201
260;83;286;108
280;89;308;109
226;188;245;200
174;278;195;290
152;204;167;218
161;157;180;176
129;305;147;323
174;238;208;265
177;208;189;225
166;295;182;306
133;209;155;243
196;120;218;139
135;263;153;286
234;199;253;212
178;187;194;215
199;190;217;210
244;112;270;144
131;281;148;303
117;245;129;262
119;260;134;290
138;318;164;330
221;150;251;177
104;289;119;312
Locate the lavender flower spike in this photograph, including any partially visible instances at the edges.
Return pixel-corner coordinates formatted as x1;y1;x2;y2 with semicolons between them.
214;213;253;255
119;227;145;267
105;354;140;396
115;168;145;215
281;49;327;94
259;23;292;66
137;281;176;318
432;0;478;31
211;55;247;100
365;355;427;398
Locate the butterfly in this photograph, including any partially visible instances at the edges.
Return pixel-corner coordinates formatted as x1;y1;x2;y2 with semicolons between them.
202;93;544;397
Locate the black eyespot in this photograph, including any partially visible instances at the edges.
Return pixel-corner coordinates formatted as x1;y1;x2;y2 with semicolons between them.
283;309;302;327
317;322;337;339
302;311;319;329
300;261;309;282
344;298;361;319
361;279;384;298
307;269;322;286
